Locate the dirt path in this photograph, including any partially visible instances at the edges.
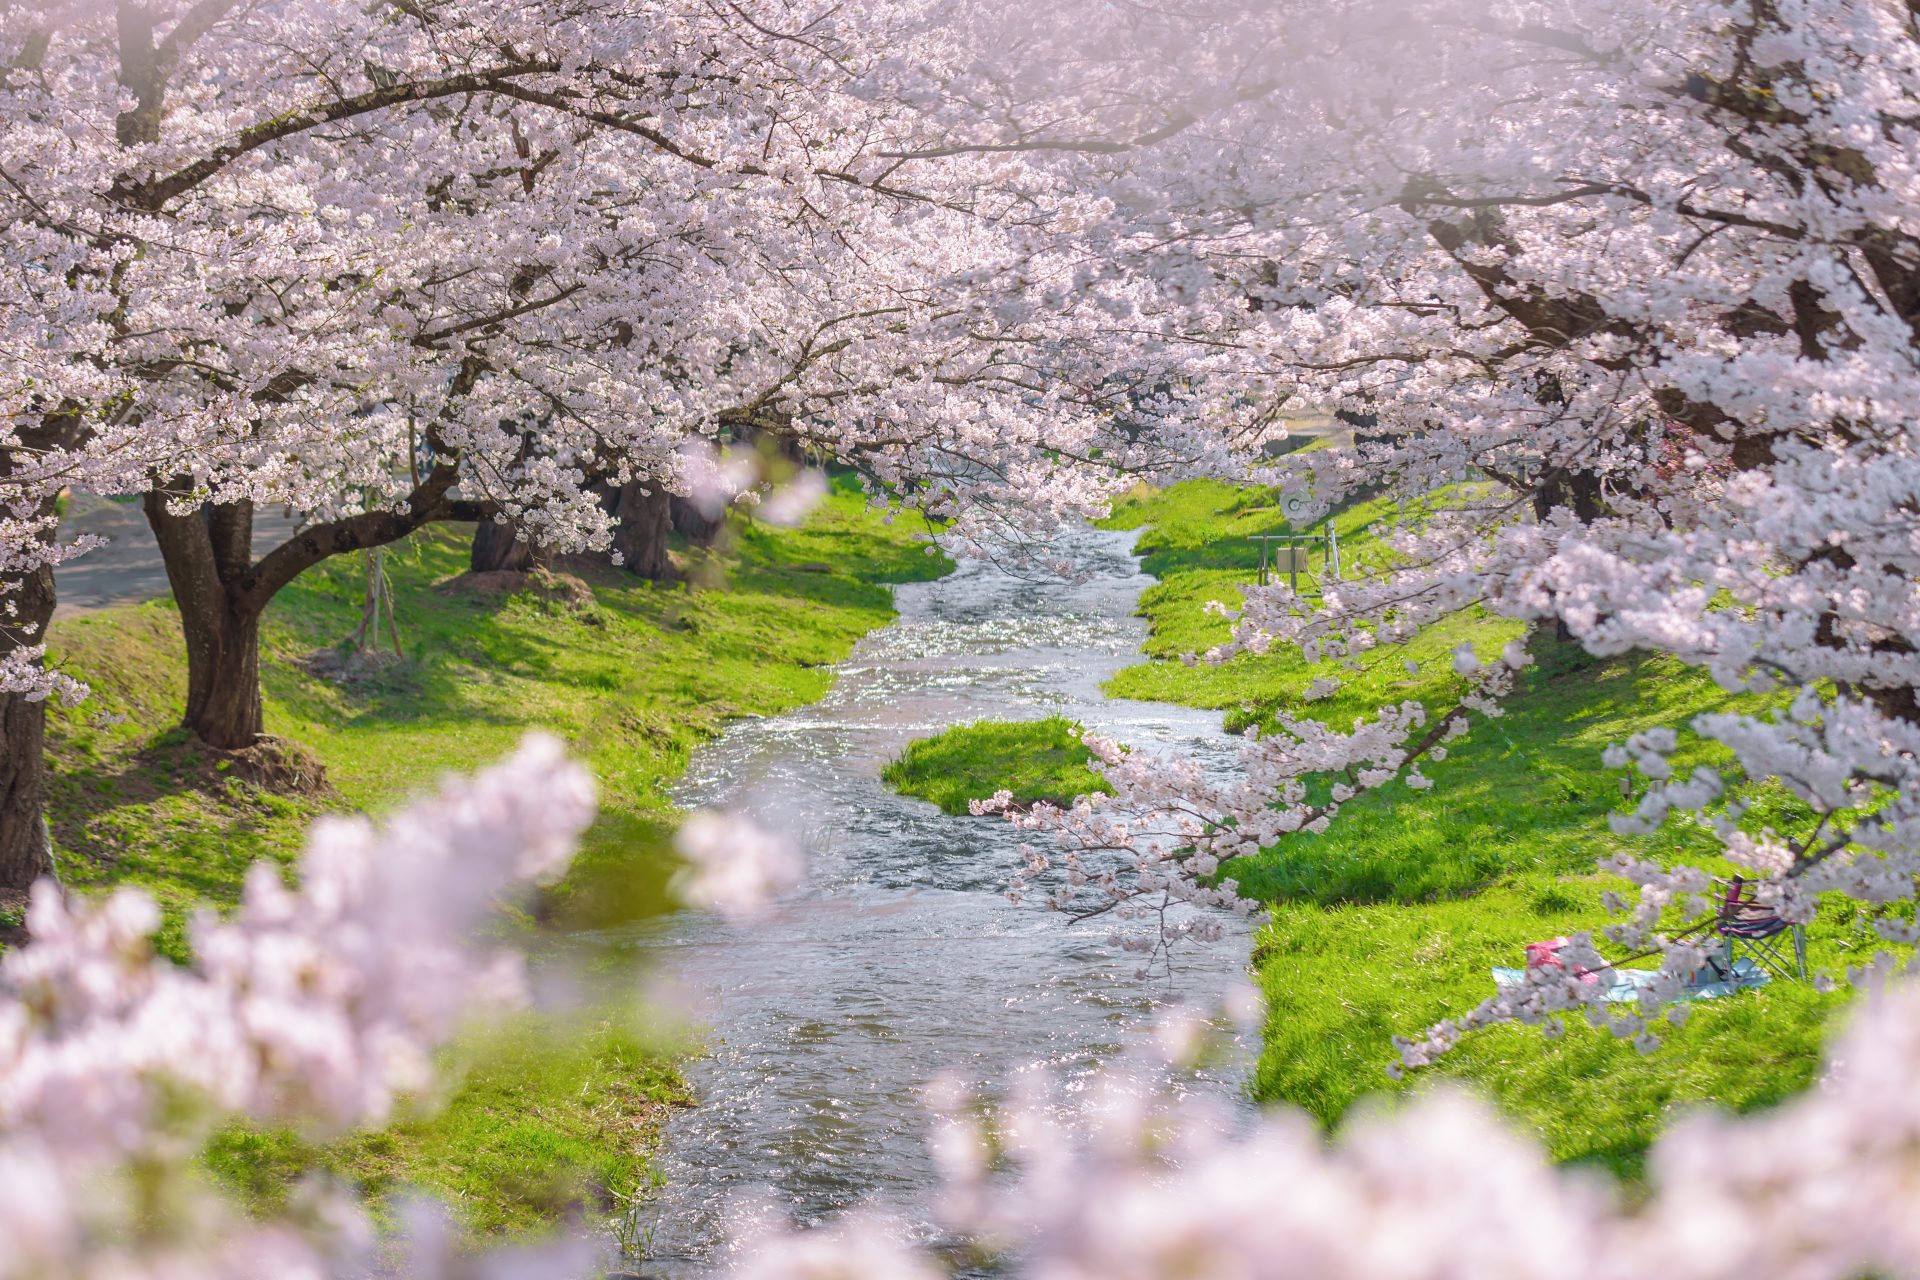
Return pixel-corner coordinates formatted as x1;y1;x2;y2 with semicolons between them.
53;494;302;621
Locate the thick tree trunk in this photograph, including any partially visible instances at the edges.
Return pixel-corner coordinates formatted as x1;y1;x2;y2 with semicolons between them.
142;412;491;754
0;689;53;892
0;414;71;892
471;518;548;573
670;494;723;546
180;602;265;750
612;482;673;581
145;493;268;749
0;545;57;892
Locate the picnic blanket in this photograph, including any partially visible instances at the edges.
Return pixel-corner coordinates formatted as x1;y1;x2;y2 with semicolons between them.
1492;956;1770;1004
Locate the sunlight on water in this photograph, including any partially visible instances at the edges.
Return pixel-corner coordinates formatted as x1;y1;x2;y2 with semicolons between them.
623;527;1253;1272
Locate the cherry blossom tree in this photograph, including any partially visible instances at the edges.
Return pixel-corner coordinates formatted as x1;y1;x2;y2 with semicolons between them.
0;0;1208;888
21;4;1920;1267
918;0;1920;1047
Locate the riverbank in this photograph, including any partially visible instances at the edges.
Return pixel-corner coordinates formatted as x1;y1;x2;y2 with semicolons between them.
625;520;1253;1271
41;474;953;1237
1102;481;1875;1175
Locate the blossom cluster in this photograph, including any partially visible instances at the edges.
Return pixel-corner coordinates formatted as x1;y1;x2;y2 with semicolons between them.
728;978;1920;1280
0;0;1230;603
7;742;1920;1280
0;734;594;1279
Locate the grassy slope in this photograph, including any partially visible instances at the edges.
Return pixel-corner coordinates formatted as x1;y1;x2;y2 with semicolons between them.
1102;480;1886;1177
882;715;1114;815
1100;480;1515;728
203;1017;689;1237
44;474;951;1234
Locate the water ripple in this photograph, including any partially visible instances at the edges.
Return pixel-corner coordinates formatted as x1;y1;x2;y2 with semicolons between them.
623;526;1252;1272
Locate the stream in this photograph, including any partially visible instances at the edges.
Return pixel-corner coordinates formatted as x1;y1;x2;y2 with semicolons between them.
626;525;1253;1273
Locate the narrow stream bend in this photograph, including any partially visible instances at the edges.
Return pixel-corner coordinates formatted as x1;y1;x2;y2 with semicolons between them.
629;526;1252;1272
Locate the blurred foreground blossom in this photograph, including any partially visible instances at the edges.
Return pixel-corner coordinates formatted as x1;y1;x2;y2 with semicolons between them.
725;1212;943;1280
6;739;1920;1280
717;982;1920;1280
673;811;806;921
680;440;762;520
757;471;830;528
0;734;595;1279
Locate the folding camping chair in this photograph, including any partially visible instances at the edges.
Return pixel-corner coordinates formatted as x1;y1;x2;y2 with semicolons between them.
1495;875;1808;1004
1698;876;1807;983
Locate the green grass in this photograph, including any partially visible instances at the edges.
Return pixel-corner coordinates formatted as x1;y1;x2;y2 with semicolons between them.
882;716;1114;815
42;471;952;1234
1253;881;1858;1175
1101;480;1896;1176
1101;479;1520;723
203;1016;691;1237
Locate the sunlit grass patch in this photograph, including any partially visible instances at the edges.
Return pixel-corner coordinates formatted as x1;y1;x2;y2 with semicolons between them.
883;716;1113;815
1101;478;1877;1177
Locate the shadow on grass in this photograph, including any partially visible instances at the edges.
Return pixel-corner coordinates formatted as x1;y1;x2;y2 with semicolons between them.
1231;651;1764;907
44;474;954;951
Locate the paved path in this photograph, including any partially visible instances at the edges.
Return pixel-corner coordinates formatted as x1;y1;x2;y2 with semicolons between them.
1275;411;1354;450
53;494;302;620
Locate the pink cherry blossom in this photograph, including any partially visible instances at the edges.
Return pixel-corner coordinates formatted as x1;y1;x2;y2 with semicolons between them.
673;810;806;921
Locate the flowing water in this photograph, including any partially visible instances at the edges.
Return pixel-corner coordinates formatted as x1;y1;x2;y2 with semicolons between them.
627;526;1252;1272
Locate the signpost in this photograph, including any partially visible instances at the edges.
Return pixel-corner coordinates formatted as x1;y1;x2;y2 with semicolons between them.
1249;526;1341;593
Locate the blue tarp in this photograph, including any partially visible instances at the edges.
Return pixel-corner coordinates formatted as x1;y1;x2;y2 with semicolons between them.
1492;957;1770;1004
